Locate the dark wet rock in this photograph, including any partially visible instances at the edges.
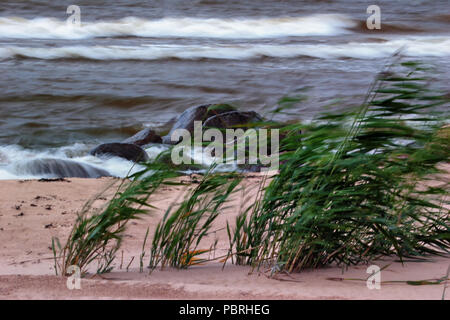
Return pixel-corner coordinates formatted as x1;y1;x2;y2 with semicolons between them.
18;158;110;178
201;110;265;159
123;128;162;146
203;111;263;130
162;104;235;144
90;143;149;162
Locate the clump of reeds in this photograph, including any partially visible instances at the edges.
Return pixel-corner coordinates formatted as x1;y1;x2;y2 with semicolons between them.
52;158;179;276
148;167;242;270
229;60;449;272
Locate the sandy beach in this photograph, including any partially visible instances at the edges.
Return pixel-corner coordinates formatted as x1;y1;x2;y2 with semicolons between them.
0;175;448;300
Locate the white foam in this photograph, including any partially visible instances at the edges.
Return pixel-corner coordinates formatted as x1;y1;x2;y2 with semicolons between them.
1;37;448;61
0;144;145;180
0;15;354;40
0;143;235;180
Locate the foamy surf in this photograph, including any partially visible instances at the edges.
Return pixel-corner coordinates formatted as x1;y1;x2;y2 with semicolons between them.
0;143;237;180
1;37;449;61
0;144;144;180
0;14;354;40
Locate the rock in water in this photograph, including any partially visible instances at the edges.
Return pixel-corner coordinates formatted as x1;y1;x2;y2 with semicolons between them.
203;111;263;129
90;143;149;162
16;159;110;178
162;104;235;144
123;128;162;146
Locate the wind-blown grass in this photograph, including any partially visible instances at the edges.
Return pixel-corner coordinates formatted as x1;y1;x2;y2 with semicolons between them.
229;60;449;272
149;167;242;270
52;159;179;276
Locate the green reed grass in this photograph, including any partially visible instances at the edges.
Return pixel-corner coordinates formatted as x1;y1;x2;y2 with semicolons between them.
149;166;242;270
229;60;449;272
52;158;179;276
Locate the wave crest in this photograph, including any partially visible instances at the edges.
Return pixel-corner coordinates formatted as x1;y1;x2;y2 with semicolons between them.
1;38;449;61
0;14;354;39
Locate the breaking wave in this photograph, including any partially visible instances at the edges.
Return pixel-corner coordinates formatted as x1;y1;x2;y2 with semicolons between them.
0;14;355;39
1;37;449;61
